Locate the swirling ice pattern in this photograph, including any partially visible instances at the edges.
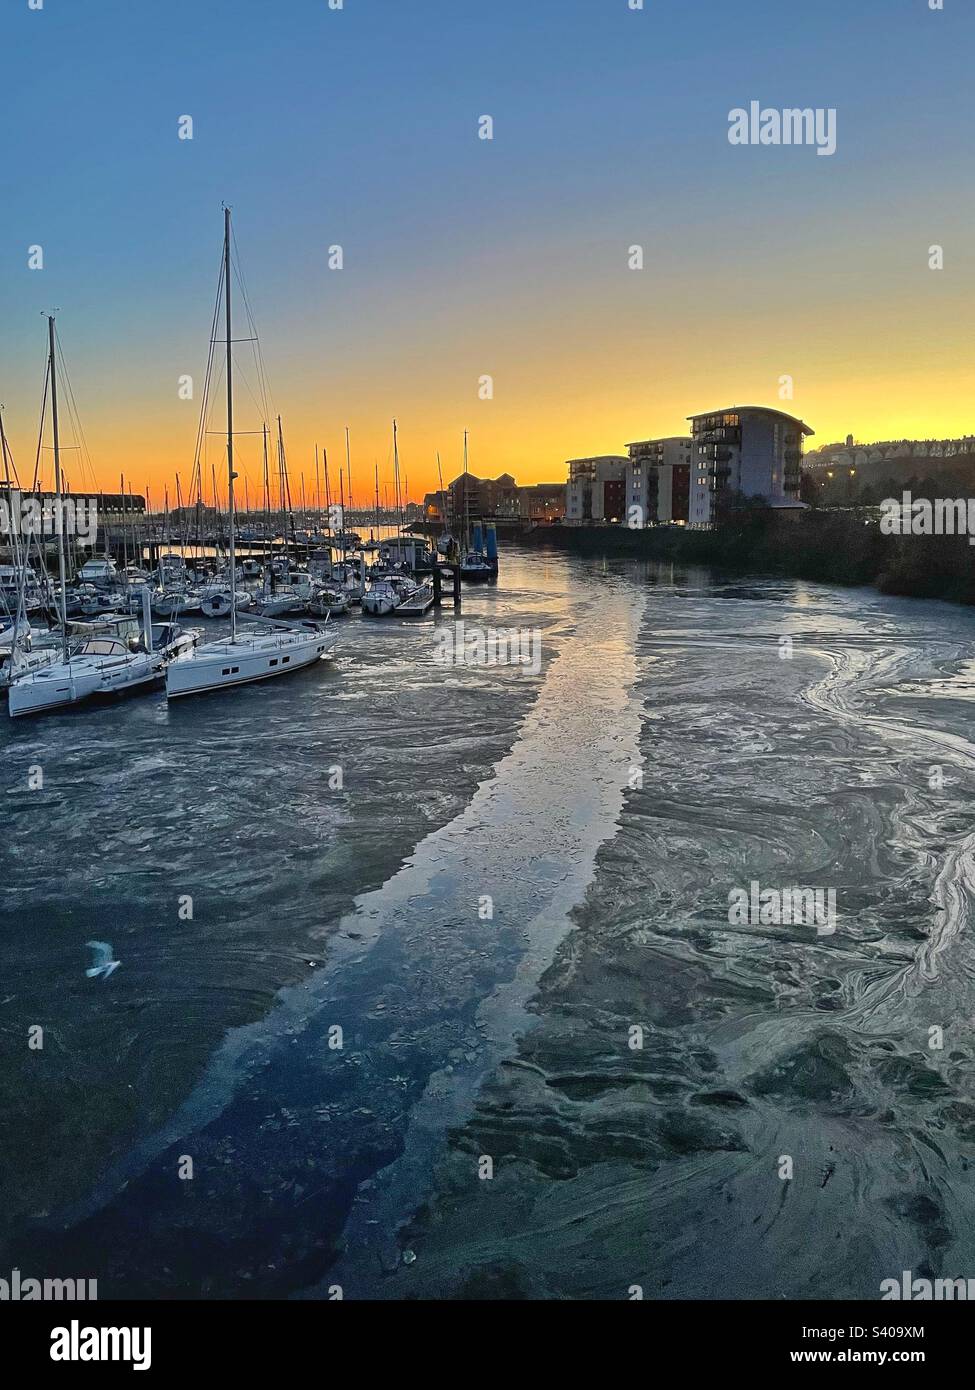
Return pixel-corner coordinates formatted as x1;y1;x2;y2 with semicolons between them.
5;559;975;1300
802;642;975;992
367;574;975;1301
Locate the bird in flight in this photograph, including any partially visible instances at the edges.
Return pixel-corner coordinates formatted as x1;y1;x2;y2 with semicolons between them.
85;941;121;980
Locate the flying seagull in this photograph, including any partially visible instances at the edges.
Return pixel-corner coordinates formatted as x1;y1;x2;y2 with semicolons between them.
85;941;120;980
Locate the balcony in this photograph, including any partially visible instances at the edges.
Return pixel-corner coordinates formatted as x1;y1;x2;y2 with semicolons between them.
694;427;741;446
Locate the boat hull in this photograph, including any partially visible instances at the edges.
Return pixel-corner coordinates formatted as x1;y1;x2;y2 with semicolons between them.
361;596;399;616
165;628;335;699
8;654;162;718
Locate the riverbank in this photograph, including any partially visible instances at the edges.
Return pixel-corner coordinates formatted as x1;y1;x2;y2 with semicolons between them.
525;510;975;607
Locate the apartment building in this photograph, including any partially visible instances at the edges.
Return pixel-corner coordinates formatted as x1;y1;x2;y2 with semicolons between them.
687;407;813;527
421;475;564;525
564;457;630;523
625;437;693;525
445;471;520;523
518;483;566;522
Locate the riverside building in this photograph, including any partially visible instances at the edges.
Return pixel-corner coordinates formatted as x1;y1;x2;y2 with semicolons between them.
686;406;813;527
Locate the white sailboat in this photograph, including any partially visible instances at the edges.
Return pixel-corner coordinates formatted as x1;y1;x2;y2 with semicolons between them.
0;409;61;689
166;614;335;697
198;578;252;618
165;208;336;701
361;578;404;616
8;627;164;717
7;321;165;718
76;556;118;585
307;586;350;617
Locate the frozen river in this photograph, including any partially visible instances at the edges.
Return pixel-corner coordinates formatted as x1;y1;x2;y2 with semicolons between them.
2;548;974;1298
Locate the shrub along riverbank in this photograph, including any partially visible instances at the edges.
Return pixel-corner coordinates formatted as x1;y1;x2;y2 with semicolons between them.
526;508;975;607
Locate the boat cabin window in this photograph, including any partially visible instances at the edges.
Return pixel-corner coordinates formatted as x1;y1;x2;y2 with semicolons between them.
81;639;127;656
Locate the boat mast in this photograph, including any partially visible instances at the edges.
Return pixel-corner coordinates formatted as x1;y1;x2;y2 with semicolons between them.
0;406;27;643
277;415;288;571
128;478;138;576
120;472;129;579
224;206;238;642
393;419;402;542
262;421;271;592
463;428;470;552
48;316;69;660
345;426;353;526
339;466;346;560
436;450;447;534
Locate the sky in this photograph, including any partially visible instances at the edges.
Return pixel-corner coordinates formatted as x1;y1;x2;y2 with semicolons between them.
2;0;973;504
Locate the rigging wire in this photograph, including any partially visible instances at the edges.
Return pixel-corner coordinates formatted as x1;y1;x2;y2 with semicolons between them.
30;347;51;494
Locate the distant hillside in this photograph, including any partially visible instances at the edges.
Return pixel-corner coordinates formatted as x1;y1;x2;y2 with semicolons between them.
805;438;975;470
804;452;975;508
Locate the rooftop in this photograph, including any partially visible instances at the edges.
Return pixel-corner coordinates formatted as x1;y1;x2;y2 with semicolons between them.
625;436;692;448
686;407;814;436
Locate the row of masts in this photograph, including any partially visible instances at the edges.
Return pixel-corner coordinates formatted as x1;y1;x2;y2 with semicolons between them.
3;206;472;631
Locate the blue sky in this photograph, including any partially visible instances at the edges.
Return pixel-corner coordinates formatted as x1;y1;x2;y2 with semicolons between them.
2;0;972;495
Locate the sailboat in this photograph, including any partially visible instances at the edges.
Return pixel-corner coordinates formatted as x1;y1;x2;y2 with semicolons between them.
0;408;60;689
8;608;166;716
361;575;417;616
362;422;415;615
166;209;336;700
8;321;168;717
199;586;252;618
458;430;494;583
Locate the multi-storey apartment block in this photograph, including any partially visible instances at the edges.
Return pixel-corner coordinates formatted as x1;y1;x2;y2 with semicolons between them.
687;407;813;527
564;456;630;523
625;437;693;525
